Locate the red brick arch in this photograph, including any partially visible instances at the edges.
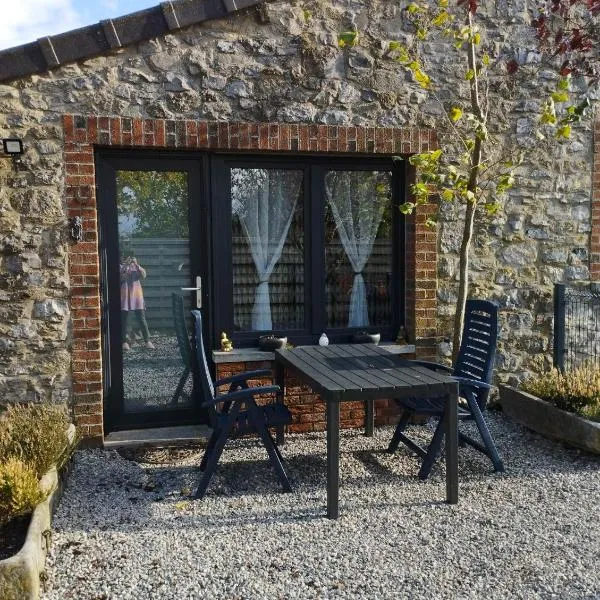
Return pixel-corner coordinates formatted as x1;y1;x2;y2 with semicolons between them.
63;115;438;444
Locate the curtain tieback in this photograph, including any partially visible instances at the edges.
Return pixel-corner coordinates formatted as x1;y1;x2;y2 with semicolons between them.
353;271;362;276
258;277;270;284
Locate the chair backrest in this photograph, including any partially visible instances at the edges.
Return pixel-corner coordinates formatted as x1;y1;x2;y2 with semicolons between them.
171;293;193;370
453;299;498;409
191;309;217;427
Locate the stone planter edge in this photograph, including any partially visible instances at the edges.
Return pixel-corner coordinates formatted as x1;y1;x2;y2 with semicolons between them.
0;424;76;600
499;385;600;454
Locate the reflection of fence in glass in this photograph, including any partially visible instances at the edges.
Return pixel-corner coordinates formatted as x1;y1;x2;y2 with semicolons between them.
554;283;600;370
232;225;304;332
124;238;191;331
326;240;392;329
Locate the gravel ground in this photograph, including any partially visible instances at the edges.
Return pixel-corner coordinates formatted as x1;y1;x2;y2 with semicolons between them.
42;413;600;600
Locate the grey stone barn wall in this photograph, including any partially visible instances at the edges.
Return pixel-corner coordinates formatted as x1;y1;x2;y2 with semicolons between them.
0;0;596;408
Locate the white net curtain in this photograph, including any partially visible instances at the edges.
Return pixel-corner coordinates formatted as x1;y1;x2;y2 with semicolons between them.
232;168;303;331
325;171;391;328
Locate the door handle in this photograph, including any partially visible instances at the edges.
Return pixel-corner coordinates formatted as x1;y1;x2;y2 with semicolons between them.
181;276;202;308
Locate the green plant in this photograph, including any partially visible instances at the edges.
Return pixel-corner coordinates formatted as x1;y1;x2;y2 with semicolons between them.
0;404;74;478
0;458;46;525
522;364;600;421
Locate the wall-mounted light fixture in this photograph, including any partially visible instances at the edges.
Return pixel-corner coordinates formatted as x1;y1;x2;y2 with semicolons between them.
2;138;24;168
69;216;83;243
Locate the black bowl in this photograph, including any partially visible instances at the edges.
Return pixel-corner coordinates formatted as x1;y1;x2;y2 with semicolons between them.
352;332;381;345
258;335;288;351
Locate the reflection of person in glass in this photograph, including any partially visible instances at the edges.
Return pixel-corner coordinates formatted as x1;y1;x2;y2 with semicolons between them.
120;253;154;350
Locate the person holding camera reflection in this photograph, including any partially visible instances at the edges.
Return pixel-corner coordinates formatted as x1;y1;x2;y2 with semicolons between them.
120;252;154;350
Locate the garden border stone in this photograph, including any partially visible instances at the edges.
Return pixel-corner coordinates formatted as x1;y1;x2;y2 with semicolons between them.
0;424;75;600
499;385;600;454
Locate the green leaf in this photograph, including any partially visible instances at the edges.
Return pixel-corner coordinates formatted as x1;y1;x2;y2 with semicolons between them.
472;32;481;45
465;69;475;80
432;11;450;26
482;54;490;66
556;124;571;139
557;77;570;91
449;107;463;122
407;2;421;13
551;91;569;103
441;188;454;201
414;68;431;89
338;31;358;48
399;202;416;214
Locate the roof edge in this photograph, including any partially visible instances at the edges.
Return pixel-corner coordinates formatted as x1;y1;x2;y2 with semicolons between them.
0;0;266;83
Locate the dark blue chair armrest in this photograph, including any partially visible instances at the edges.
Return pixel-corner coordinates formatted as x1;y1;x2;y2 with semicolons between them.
202;385;280;408
411;360;454;373
214;369;272;388
453;376;493;390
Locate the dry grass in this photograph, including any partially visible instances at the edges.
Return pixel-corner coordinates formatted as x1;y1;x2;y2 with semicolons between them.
0;404;74;478
0;457;47;526
522;364;600;422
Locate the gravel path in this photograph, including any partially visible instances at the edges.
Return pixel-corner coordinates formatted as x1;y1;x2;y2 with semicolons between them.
42;414;600;600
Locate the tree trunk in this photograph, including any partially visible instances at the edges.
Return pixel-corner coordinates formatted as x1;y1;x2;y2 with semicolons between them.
452;11;484;363
453;198;477;362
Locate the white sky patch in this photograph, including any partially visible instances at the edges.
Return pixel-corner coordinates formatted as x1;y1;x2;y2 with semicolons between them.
0;0;84;50
102;0;120;11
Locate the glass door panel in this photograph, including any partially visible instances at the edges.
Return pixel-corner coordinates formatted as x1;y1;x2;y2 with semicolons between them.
324;170;393;329
115;170;194;414
230;168;305;332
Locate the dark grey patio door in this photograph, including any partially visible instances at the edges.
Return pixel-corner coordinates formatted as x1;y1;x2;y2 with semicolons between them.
97;153;210;431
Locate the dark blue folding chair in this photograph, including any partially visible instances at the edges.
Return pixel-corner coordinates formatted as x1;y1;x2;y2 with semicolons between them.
387;299;504;479
191;309;292;499
170;293;194;405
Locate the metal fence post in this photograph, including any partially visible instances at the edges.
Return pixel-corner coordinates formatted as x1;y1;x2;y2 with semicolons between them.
553;283;566;370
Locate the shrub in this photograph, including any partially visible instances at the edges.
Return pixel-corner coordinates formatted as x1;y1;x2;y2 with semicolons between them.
522;364;600;422
0;404;73;478
0;458;46;526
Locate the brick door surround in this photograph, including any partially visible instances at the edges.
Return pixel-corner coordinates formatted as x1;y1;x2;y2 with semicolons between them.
63;114;439;443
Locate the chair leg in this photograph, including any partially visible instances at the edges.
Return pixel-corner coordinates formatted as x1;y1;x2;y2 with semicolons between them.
467;401;504;473
169;368;190;405
418;414;447;480
199;429;219;472
194;428;230;500
387;409;412;454
250;413;292;493
270;431;285;463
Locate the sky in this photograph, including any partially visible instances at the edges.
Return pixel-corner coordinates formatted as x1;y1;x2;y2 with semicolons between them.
0;0;159;51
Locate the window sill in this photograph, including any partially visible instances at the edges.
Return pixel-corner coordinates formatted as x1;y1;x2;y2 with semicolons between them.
212;342;416;364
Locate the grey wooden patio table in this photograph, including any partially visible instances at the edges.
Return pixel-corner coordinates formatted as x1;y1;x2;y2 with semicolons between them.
274;344;459;519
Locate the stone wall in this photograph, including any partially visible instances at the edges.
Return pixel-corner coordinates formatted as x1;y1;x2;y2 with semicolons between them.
0;0;598;435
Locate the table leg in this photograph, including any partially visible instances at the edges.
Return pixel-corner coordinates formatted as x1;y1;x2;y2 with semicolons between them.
364;400;374;437
274;361;285;446
445;383;459;504
326;400;340;519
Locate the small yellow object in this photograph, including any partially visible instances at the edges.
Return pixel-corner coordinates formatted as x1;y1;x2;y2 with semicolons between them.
220;332;233;352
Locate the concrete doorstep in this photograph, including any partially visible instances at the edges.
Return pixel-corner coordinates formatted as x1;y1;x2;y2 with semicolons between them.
104;425;211;449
